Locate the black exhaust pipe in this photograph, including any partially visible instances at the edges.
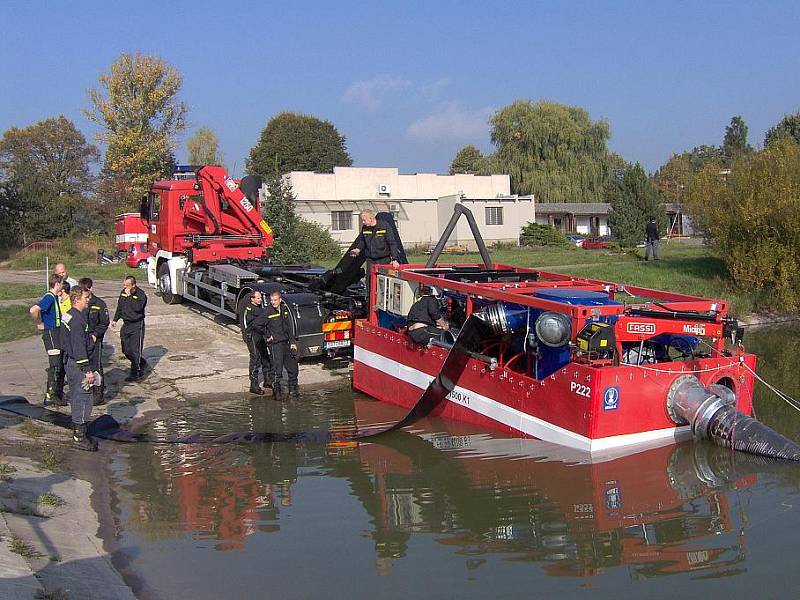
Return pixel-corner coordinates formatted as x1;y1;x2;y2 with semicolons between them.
667;375;800;461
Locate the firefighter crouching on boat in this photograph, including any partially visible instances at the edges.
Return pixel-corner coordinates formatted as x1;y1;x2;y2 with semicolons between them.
406;286;449;346
29;274;67;406
265;290;299;399
243;290;272;396
61;286;99;452
349;209;402;295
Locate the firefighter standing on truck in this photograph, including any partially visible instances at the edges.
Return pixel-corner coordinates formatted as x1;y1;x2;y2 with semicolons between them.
61;286;98;452
112;275;149;382
265;290;299;399
80;277;110;405
29;274;66;406
349;209;402;296
243;290;272;395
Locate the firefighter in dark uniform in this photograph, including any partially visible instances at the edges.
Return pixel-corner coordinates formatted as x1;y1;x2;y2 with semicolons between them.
349;209;402;297
243;290;272;395
406;286;449;346
112;275;149;382
29;273;67;406
265;290;299;398
79;278;110;405
61;286;98;451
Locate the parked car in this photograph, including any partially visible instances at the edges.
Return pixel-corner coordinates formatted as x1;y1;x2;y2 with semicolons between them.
565;233;586;247
581;235;612;250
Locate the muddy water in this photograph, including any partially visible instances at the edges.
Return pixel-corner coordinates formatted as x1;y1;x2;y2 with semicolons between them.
107;326;800;599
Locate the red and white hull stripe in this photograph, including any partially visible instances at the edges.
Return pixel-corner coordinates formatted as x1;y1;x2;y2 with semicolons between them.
355;345;692;454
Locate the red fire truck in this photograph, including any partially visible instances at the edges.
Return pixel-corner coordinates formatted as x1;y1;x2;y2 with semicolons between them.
139;165;363;357
114;213;152;268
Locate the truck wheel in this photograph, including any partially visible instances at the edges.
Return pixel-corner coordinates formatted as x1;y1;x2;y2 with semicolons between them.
157;263;182;305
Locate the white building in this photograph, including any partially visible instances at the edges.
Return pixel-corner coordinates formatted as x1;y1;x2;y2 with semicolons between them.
282;167;535;249
534;202;611;236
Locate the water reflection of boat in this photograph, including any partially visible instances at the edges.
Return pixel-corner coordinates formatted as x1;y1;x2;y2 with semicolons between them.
351;399;757;578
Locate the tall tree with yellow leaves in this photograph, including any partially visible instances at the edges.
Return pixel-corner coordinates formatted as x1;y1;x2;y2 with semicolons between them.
85;52;188;207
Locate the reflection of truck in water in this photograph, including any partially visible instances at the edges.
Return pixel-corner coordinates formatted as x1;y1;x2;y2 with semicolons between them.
140;165;364;357
114;212;152;268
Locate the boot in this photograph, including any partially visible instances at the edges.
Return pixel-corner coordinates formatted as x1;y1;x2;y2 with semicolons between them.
92;385;106;406
125;367;140;382
249;378;264;395
72;424;98;452
271;382;286;400
138;359;151;380
288;383;301;398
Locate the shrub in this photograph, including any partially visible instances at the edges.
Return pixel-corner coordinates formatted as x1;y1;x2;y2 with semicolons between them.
296;218;342;261
685;137;800;312
519;222;569;247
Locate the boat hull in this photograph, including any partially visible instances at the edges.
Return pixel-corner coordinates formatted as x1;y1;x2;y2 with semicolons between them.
353;321;757;455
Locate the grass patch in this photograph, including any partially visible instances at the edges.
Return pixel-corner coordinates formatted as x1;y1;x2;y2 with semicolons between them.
8;535;41;558
36;493;64;508
0;459;17;482
37;447;63;472
0;283;44;300
0;305;38;343
19;421;46;439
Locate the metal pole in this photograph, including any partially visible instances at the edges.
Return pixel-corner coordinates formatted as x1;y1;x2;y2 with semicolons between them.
425;204;492;270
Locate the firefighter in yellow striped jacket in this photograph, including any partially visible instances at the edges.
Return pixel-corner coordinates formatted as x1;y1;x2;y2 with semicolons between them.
60;286;98;452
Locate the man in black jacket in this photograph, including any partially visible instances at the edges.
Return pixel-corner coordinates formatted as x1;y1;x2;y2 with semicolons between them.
349;209;402;297
242;290;272;395
79;278;110;404
645;217;661;261
61;286;98;451
406;286;449;346
264;291;299;399
112;275;149;381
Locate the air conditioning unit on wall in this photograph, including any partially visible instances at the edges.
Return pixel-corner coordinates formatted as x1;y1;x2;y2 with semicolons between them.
378;184;391;195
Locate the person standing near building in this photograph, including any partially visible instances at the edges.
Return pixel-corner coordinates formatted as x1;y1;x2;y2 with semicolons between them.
264;291;299;399
54;263;79;289
242;290;272;395
79;277;110;405
60;286;98;451
112;275;149;382
406;286;449;346
645;217;661;261
349;210;402;297
29;274;66;406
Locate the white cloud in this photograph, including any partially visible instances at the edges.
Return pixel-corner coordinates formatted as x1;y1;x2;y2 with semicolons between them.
406;103;494;143
341;75;411;110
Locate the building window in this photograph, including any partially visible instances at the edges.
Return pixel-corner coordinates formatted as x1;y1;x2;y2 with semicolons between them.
331;211;353;231
485;206;503;226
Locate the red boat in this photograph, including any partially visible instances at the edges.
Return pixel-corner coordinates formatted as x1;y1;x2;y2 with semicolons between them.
352;209;757;458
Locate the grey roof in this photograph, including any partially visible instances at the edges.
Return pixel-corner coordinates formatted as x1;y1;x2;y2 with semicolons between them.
535;202;610;215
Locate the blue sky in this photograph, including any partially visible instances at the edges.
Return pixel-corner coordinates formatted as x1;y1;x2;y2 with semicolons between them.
1;1;798;178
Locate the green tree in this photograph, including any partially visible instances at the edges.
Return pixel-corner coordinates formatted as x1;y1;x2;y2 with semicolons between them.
488;100;617;201
85;52;188;206
0;117;98;244
686;137;800;310
607;163;666;247
263;175;309;263
187;126;223;166
722;115;752;161
296;218;342;260
765;111;800;147
449;145;486;174
247;112;352;179
653;153;693;205
0;116;98;195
